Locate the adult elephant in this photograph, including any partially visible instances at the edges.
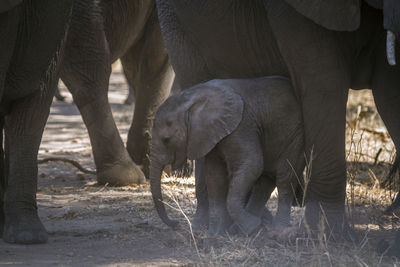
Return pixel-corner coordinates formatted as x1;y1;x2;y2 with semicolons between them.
59;0;174;185
154;0;400;237
0;0;73;244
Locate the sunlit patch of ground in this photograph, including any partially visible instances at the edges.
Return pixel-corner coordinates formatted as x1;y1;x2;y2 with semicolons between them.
1;71;399;265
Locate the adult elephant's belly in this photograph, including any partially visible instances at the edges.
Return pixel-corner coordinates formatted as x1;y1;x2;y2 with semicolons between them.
174;0;289;79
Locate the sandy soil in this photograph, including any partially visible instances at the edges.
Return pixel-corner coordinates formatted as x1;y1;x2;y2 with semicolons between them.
1;70;400;266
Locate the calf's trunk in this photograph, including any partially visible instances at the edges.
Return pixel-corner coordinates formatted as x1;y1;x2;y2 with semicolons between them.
149;160;178;228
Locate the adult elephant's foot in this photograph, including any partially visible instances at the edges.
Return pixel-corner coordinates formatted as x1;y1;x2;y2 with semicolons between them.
97;161;146;186
303;200;354;242
3;210;48;244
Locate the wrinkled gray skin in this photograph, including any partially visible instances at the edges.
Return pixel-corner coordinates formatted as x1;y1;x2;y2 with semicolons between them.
150;77;305;235
0;0;174;245
0;0;73;244
156;0;400;238
59;0;174;185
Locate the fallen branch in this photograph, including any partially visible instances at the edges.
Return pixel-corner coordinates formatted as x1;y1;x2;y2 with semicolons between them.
38;157;96;174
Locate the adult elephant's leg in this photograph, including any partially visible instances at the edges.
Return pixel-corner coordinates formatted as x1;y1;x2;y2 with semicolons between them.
3;104;48;243
0;7;19;238
0;6;19;97
371;39;400;210
60;1;145;186
3;87;57;243
155;0;212;89
3;66;61;243
121;8;174;178
267;0;350;236
2;0;72;243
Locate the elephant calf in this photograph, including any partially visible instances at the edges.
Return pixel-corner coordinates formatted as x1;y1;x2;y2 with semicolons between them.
150;76;305;235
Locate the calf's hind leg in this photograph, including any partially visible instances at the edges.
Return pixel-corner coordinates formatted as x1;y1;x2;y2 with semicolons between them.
245;176;276;224
224;138;264;236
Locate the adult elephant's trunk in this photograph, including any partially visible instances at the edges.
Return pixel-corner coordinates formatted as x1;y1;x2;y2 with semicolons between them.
149;160;178;228
387;30;396;66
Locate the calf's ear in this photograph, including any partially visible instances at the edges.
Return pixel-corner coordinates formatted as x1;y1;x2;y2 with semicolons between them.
0;0;22;13
184;83;244;160
283;0;361;31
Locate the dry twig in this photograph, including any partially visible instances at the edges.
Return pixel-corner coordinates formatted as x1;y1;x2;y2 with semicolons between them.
38;157;96;174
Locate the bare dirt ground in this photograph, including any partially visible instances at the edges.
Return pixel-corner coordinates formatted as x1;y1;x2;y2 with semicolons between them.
1;69;400;266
